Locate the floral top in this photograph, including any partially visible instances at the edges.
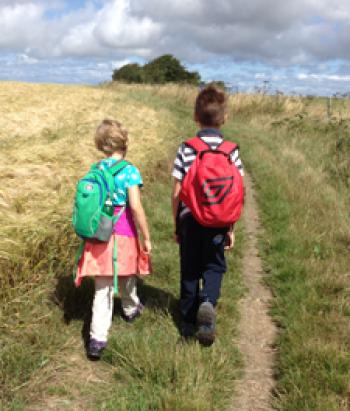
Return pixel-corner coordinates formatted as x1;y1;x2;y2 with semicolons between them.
99;157;143;206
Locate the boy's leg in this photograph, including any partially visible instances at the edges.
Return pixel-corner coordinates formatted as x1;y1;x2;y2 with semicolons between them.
196;228;227;346
201;227;227;306
89;276;114;358
179;215;202;326
119;275;143;321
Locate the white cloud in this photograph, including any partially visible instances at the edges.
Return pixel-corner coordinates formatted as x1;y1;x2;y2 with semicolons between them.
18;53;38;64
255;73;266;80
0;3;43;49
94;0;161;50
111;59;131;69
298;73;350;82
0;0;350;64
1;0;350;94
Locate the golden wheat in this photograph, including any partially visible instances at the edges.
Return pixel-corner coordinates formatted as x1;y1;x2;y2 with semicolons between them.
0;81;164;296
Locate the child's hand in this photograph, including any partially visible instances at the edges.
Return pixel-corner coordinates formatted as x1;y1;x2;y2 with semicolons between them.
142;239;152;254
224;231;235;250
173;233;180;244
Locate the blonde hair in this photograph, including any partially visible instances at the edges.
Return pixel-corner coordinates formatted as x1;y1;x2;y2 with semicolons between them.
94;119;128;156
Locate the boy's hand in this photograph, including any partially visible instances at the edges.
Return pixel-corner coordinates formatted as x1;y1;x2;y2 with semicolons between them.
143;239;152;254
173;233;180;244
224;231;235;250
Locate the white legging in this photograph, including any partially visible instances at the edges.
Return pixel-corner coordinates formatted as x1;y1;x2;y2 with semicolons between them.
90;276;140;342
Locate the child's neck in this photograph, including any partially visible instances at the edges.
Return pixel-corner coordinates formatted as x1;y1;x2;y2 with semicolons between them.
199;124;222;131
110;152;124;161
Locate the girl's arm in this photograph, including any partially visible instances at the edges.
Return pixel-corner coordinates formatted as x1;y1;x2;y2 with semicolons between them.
128;185;151;254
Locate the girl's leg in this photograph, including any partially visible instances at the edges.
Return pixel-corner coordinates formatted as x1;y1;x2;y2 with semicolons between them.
90;276;114;343
119;275;141;318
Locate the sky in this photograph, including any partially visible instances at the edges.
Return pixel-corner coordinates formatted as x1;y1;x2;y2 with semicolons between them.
0;0;350;95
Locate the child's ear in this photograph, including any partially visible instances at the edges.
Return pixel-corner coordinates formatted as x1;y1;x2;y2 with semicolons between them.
223;113;228;123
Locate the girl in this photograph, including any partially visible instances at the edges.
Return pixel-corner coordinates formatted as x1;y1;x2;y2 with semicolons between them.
75;119;152;360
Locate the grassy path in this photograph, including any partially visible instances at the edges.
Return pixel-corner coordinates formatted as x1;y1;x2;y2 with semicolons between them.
1;84;245;410
18;182;244;411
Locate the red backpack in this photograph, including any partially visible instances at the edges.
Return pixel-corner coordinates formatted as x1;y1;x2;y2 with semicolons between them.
180;137;244;227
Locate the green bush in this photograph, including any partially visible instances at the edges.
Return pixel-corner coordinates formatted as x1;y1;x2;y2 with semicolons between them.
112;54;200;85
112;63;144;83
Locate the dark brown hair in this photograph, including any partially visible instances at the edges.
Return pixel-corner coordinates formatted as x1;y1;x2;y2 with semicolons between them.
194;85;228;127
94;119;128;156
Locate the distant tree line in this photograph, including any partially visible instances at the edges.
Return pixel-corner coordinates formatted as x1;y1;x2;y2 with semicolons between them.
112;54;201;85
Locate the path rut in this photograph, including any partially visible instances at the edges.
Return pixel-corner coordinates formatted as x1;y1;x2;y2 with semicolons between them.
231;173;277;411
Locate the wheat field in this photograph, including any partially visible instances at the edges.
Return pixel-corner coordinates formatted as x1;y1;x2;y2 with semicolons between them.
0;82;166;297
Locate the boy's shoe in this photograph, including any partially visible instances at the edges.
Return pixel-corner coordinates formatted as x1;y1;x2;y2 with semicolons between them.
180;321;196;339
196;301;216;347
122;302;145;323
87;339;106;361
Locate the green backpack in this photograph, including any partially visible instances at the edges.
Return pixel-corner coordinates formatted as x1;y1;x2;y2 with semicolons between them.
72;159;129;293
73;160;128;241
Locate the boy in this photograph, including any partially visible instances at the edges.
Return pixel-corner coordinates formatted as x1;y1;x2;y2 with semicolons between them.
171;85;244;346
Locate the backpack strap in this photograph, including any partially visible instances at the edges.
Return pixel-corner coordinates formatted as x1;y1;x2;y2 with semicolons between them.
217;141;239;156
108;159;130;175
184;137;210;152
112;205;126;295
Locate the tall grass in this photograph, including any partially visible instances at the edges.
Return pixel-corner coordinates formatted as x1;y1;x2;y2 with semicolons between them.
233;106;350;409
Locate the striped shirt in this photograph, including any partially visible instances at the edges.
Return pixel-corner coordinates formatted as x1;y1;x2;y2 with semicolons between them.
172;128;244;219
172;129;244;181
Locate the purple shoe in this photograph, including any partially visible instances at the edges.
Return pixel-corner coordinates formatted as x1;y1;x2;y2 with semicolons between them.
87;339;106;360
122;303;145;323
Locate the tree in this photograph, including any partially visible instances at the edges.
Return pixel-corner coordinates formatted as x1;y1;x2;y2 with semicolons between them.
112;55;201;85
143;54;198;84
112;63;144;83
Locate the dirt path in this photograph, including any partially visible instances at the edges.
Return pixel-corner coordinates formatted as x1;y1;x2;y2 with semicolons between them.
231;173;277;410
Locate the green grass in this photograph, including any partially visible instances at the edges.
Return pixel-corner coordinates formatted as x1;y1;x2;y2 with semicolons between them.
92;179;244;411
232;113;350;410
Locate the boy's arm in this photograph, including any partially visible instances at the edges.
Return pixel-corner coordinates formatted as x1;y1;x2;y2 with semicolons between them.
171;143;185;241
231;148;244;177
172;178;182;226
172;179;182;242
225;224;235;250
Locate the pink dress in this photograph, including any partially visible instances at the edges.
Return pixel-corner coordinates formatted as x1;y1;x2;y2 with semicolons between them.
75;206;151;287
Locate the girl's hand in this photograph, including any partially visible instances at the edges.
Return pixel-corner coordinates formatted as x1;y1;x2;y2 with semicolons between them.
143;239;152;254
224;231;235;250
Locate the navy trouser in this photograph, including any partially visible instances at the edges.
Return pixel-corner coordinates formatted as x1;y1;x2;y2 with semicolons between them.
178;214;227;324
